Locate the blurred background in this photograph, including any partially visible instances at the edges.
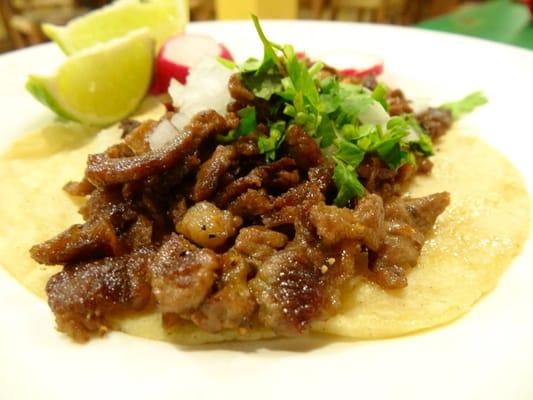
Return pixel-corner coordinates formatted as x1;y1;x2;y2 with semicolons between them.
1;0;531;53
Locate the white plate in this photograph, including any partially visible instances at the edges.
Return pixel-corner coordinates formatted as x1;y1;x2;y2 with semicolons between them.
1;21;532;400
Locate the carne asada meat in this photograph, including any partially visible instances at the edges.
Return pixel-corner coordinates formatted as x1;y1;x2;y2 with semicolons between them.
31;70;451;342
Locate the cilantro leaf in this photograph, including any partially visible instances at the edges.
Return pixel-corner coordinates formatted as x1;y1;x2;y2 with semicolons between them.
319;92;341;114
319;77;341;114
441;91;488;120
217;57;236;70
356;126;381;151
354;124;377;140
372;119;412;169
375;139;411;170
316;114;335;148
240;16;284;100
242;70;283;100
386;115;434;156
235;106;257;136
372;83;388;111
333;137;365;167
332;160;365;206
338;93;375;125
251;14;281;74
258;121;286;162
240;58;261;73
404;115;433;156
411;132;433;156
282;44;320;110
217;106;256;143
319;75;339;92
386;115;409;132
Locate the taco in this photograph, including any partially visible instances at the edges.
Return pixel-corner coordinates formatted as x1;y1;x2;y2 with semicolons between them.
0;20;529;344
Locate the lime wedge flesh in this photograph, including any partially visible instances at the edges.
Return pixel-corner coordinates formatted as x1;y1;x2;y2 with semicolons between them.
43;0;188;54
26;29;155;126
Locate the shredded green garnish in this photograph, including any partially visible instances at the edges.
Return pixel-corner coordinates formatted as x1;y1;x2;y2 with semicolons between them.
332;160;365;206
258;121;286;162
371;83;389;111
217;106;256;143
218;16;488;206
216;56;236;70
441;91;488;120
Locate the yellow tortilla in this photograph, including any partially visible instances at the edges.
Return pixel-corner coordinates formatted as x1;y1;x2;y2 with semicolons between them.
0;100;530;344
314;132;531;338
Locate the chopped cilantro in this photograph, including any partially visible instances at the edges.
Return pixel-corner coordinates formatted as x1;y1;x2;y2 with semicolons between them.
240;58;261;73
333;137;365;167
281;44;320;110
375;139;411;170
251;14;282;74
338;93;375;125
386;115;434;156
315;115;335;148
217;57;236;70
372;83;388;111
441;91;488;120
240;15;284;100
258;121;286;162
243;70;283;100
216;17;484;206
308;61;324;77
412;132;433;156
217;106;256;143
332;160;365;206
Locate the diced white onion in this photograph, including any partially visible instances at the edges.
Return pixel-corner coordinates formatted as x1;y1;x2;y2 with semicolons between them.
169;58;234;131
148;118;178;150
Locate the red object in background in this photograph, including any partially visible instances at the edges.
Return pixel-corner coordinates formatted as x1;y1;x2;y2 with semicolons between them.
339;64;384;78
523;0;533;16
297;51;384;79
151;34;233;95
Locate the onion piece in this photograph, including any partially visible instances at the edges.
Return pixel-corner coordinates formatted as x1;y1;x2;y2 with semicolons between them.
148;118;178;151
169;58;234;131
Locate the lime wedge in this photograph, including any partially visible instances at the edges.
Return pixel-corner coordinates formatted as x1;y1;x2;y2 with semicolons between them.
26;29;154;126
43;0;188;54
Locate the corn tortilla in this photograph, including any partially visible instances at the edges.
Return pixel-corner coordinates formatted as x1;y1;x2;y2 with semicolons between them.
0;101;529;344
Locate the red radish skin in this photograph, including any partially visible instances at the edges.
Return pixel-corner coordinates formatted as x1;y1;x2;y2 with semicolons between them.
297;51;383;79
151;34;233;94
339;63;384;78
325;50;383;79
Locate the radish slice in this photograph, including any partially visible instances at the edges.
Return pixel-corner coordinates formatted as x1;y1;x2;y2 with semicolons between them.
311;50;384;78
340;63;383;78
151;34;233;94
